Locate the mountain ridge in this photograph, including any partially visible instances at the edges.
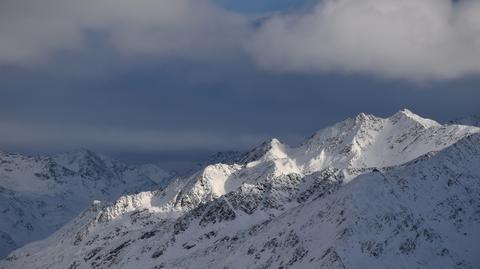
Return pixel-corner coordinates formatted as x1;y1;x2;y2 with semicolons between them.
0;149;173;258
1;109;480;268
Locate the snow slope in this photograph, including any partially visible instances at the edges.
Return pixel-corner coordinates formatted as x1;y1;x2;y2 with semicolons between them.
0;149;172;258
1;110;479;269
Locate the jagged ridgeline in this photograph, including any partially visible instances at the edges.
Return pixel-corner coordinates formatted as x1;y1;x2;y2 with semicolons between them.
1;109;480;269
0;149;173;258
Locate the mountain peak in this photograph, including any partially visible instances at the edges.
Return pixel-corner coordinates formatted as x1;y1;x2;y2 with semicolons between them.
355;112;367;121
269;137;282;147
391;108;418;120
238;138;286;164
264;138;288;160
390;108;439;128
352;113;384;131
397;108;414;116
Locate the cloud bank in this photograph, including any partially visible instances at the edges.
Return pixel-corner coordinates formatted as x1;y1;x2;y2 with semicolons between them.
0;121;268;151
1;0;480;80
251;0;480;80
0;0;247;64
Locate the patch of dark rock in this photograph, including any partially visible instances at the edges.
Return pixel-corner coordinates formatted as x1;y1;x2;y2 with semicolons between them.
140;230;157;240
439;248;449;256
67;261;81;269
283;230;300;247
263;238;279;250
199;198;236;226
337;228;352;240
84;247;103;261
288;246;308;266
360;241;384;257
399;238;416;255
204;230;217;239
103;240;132;263
182;242;196;249
130;209;153;224
320;247;345;269
227;190;260;215
152;245;167;259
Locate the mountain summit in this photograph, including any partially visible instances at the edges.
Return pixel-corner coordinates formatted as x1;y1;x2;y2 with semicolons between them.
1;110;479;269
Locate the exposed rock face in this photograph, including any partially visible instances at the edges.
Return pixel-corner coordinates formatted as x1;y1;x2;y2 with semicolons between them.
1;110;480;269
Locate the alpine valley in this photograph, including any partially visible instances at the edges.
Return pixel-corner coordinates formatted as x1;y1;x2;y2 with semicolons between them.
1;109;480;269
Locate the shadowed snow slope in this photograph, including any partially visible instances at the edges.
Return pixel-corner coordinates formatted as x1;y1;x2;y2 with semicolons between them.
0;149;172;258
1;110;479;269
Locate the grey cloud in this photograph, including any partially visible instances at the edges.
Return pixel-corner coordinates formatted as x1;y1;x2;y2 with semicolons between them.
1;0;480;80
0;0;248;65
250;0;480;80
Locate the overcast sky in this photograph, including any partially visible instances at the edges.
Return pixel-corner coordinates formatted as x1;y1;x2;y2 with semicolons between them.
1;0;479;171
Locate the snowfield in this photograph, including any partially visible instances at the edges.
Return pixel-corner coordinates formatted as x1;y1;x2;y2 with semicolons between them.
1;109;479;269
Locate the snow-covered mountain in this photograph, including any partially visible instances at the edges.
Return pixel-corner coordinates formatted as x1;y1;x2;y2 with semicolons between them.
1;109;479;269
0;149;173;258
175;150;245;178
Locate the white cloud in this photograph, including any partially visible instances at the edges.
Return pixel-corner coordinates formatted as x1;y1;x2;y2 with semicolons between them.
250;0;480;80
